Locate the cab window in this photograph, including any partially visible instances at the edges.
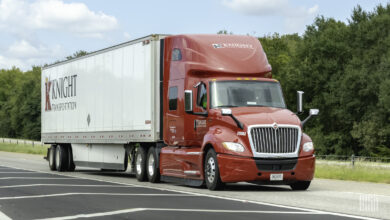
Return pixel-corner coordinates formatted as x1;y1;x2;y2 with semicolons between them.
169;86;178;110
196;83;207;109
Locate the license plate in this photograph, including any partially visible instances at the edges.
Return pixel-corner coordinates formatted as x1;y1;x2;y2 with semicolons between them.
270;173;283;181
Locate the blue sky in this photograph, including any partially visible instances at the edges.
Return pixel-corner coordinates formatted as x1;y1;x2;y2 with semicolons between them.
0;0;388;70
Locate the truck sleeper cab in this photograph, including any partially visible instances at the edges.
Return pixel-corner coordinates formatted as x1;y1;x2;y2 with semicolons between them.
43;34;318;191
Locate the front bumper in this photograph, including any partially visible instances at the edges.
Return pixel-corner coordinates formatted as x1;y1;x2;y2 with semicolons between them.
217;153;315;183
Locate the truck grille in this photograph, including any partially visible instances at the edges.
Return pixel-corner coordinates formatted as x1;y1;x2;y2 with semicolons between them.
250;126;299;154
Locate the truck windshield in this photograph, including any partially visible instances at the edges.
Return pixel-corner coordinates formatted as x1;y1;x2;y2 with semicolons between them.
210;81;286;109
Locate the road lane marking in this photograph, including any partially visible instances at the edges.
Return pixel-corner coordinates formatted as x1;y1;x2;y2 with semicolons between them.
0;193;196;200
0;211;11;220
37;208;321;220
0;184;136;189
0;177;75;180
0;172;38;173
0;164;379;220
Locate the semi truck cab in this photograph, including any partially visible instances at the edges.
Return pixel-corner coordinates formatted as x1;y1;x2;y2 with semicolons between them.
158;34;318;190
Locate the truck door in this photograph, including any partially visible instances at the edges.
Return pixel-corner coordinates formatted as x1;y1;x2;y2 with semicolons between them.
193;82;209;143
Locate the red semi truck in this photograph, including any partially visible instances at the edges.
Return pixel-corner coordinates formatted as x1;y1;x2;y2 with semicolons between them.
42;34;318;190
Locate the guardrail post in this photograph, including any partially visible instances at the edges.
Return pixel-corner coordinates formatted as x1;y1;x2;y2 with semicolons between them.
351;154;355;167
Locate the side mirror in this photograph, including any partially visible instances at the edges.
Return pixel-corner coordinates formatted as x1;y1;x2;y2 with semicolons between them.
221;108;232;116
309;109;319;116
297;91;304;114
184;90;193;112
302;109;320;127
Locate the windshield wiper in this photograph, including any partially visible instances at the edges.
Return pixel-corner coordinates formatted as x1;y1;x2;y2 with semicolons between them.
216;105;239;108
246;104;267;107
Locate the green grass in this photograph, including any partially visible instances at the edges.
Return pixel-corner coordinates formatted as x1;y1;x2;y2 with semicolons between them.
0;142;48;155
315;161;390;184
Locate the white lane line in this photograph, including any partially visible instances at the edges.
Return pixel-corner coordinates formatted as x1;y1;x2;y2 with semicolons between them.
0;177;74;180
0;184;135;189
0;164;379;220
0;210;12;220
37;208;322;220
0;193;196;200
0;172;38;173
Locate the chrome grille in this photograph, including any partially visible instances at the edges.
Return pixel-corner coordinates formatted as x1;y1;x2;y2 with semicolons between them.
250;126;299;153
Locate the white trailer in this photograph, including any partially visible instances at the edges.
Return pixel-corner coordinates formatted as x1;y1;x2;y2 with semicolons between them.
41;35;165;171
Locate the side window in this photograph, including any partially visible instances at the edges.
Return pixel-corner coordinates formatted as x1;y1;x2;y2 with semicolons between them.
196;83;207;109
171;48;182;61
169;86;178;111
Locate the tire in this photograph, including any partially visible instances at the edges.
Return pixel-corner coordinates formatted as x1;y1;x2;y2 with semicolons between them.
49;145;57;171
55;145;69;172
146;147;160;183
67;145;75;172
290;181;311;191
135;146;147;181
204;149;224;190
123;151;129;172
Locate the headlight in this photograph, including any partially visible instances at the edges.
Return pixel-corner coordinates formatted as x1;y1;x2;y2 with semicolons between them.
303;142;314;152
222;142;245;152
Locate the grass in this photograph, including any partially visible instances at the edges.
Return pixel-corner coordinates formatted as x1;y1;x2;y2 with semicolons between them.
0;142;48;155
315;160;390;184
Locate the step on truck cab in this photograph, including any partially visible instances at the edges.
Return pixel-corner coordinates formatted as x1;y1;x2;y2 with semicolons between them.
42;34;318;190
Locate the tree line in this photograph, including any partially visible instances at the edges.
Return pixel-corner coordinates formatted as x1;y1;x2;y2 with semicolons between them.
0;4;389;156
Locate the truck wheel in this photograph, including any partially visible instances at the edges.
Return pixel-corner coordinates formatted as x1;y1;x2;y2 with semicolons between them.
204;149;224;190
67;145;75;172
55;145;69;172
146;147;160;183
290;181;311;190
49;145;57;171
135;147;147;181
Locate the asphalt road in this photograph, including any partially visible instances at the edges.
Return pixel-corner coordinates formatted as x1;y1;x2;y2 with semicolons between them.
0;151;388;220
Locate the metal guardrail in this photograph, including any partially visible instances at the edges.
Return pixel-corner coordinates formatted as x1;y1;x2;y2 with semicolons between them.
1;138;45;147
316;154;390;168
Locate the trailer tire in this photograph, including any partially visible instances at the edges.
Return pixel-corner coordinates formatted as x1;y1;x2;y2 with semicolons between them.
49;145;57;171
67;145;75;172
55;145;69;172
290;181;311;191
135;146;147;181
204;149;224;190
146;147;160;183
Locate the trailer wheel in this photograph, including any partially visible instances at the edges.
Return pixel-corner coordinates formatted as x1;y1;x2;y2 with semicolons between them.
290;181;311;190
49;145;57;171
135;147;147;181
204;149;224;190
67;145;75;172
146;147;160;183
55;145;69;172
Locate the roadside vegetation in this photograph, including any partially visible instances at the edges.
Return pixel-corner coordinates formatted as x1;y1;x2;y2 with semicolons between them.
0;4;389;158
315;161;390;184
0;142;47;155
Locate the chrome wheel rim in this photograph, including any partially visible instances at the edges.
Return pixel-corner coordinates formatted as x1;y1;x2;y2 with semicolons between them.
49;148;54;166
206;157;216;183
148;153;155;177
55;147;60;168
136;152;142;175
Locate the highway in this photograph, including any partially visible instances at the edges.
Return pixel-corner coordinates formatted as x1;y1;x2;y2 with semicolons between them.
0;151;388;220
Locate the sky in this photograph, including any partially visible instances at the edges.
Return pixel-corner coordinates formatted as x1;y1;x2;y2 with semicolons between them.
0;0;388;71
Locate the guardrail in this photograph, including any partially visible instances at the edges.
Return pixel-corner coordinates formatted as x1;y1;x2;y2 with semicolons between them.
0;137;44;147
316;154;390;168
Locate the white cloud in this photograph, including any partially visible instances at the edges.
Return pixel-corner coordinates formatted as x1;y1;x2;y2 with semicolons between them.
0;0;118;37
0;0;119;70
0;39;64;70
222;0;319;33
